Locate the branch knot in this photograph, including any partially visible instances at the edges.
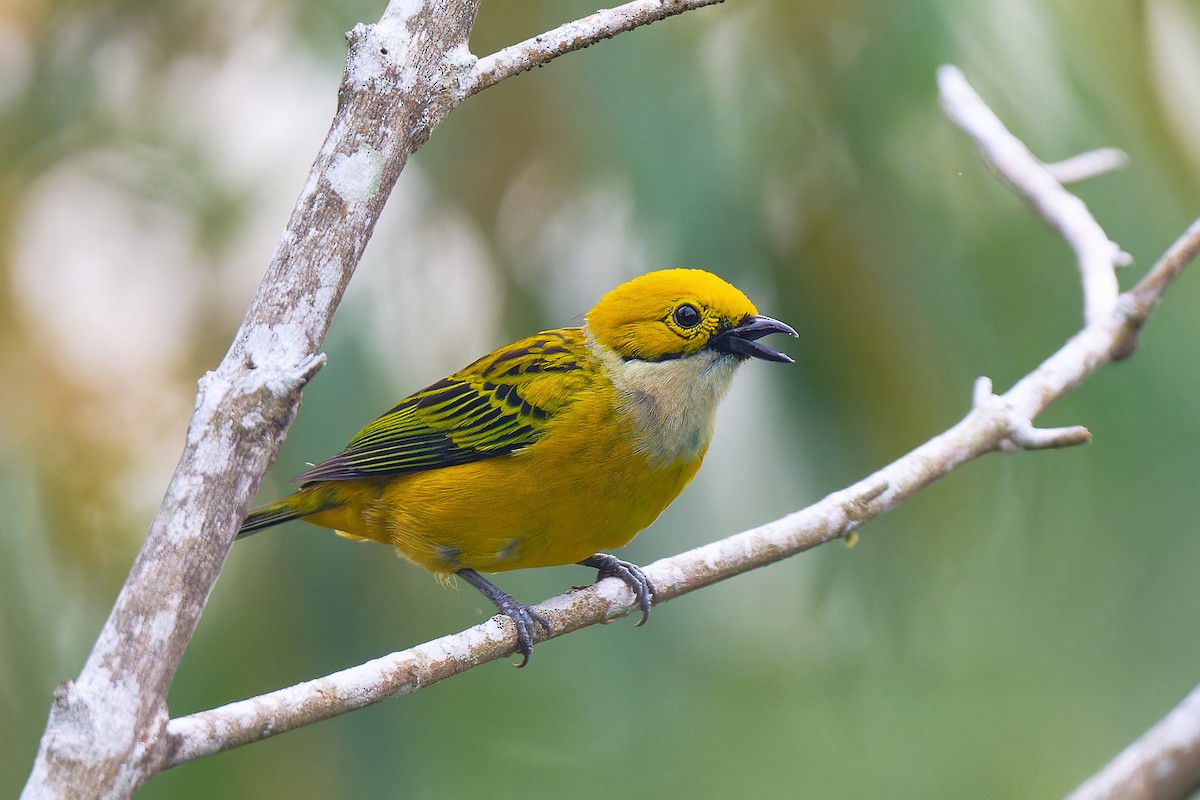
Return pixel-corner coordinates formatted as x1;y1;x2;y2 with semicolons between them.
973;377;1090;452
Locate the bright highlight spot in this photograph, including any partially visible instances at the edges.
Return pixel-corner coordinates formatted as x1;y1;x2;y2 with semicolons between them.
327;145;384;203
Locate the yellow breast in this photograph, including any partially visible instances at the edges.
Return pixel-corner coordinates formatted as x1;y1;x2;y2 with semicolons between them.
306;376;706;574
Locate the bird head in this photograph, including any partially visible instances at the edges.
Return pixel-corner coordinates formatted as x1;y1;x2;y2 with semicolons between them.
585;269;797;363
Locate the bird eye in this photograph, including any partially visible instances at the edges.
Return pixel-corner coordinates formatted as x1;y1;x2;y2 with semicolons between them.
673;303;701;329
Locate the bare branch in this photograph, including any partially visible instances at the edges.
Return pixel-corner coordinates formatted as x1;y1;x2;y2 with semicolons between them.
460;0;726;98
1045;148;1130;186
146;67;1200;770
971;377;1092;452
938;65;1129;326
159;258;1163;759
1066;683;1200;800
1006;423;1091;450
1127;218;1200;320
164;385;1016;765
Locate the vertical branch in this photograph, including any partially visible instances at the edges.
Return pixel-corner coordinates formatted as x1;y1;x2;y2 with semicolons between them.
22;2;482;797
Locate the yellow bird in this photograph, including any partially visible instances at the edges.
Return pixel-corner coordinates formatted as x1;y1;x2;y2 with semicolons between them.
239;269;795;664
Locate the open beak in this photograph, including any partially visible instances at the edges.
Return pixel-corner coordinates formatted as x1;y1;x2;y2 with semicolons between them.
711;314;798;363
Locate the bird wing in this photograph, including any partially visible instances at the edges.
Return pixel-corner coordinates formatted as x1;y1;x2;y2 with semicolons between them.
293;328;592;483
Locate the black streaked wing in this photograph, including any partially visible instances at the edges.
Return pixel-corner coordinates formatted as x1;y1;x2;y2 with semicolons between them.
293;329;590;483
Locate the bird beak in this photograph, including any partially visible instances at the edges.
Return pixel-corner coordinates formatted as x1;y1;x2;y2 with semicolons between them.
711;314;798;363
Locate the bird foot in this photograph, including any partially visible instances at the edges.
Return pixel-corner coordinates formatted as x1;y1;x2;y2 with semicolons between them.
457;568;552;667
579;553;656;626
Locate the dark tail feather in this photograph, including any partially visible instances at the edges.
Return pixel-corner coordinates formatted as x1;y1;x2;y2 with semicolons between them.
238;504;308;539
238;488;340;539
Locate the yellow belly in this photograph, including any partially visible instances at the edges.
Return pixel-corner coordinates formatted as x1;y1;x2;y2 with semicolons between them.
304;393;705;575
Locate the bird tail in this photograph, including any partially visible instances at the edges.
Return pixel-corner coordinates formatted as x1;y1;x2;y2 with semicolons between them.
237;486;342;539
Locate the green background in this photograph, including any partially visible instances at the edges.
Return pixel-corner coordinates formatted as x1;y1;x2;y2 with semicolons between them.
3;0;1200;797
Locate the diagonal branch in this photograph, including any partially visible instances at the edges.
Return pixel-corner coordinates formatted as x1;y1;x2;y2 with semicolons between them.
150;69;1200;767
1125;217;1200;331
1066;683;1200;800
460;0;726;97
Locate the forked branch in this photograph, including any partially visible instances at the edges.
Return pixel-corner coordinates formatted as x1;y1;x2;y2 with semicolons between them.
938;65;1130;327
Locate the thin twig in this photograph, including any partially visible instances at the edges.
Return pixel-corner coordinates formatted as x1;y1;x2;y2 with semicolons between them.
460;0;726;97
938;65;1129;326
1127;218;1200;317
1045;148;1129;186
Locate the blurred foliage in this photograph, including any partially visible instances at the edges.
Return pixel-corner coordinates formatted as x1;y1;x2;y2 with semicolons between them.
3;0;1200;797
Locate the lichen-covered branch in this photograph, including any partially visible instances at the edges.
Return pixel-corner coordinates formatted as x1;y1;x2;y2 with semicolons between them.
22;3;482;796
22;1;721;797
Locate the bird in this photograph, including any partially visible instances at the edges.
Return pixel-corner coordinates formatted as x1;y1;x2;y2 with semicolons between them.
238;268;796;665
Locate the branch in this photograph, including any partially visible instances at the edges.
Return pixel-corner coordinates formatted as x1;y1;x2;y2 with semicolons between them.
1124;217;1200;348
157;375;1071;765
147;69;1200;767
937;65;1131;327
1055;229;1200;800
23;1;722;797
24;0;480;790
460;0;726;97
1066;683;1200;800
1044;148;1130;186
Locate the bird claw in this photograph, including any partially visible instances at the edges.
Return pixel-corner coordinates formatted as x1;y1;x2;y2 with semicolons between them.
457;568;552;667
493;597;553;668
579;553;656;625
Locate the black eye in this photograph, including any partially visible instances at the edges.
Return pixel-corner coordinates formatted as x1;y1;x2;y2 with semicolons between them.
673;303;701;329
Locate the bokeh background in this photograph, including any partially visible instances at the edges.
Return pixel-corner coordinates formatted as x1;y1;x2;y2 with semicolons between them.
4;0;1200;797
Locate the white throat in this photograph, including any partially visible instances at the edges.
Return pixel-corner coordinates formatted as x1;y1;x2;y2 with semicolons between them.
586;330;743;467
